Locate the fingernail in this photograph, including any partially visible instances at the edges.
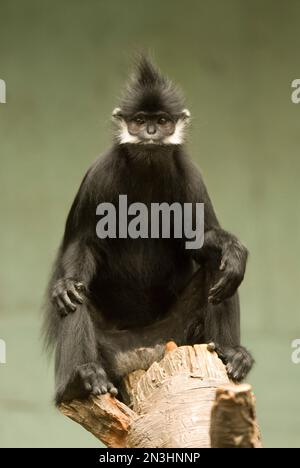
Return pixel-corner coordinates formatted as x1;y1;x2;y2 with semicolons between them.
207;342;215;352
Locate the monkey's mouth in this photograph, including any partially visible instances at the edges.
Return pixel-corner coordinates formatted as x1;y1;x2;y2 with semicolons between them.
138;136;165;145
141;139;161;145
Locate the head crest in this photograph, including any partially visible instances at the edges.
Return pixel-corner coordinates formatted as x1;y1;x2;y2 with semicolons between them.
134;55;165;87
120;56;185;117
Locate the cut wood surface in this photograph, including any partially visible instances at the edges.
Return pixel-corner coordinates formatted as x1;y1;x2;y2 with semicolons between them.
59;344;261;448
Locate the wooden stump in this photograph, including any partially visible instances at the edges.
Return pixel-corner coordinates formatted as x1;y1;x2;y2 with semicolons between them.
59;344;261;448
210;384;262;448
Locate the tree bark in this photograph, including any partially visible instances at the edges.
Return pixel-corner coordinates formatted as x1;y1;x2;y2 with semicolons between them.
59;343;261;448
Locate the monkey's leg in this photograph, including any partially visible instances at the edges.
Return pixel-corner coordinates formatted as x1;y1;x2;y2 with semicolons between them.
204;293;254;381
171;267;254;382
96;267;208;383
114;266;207;348
166;266;208;344
54;303;117;404
154;267;254;382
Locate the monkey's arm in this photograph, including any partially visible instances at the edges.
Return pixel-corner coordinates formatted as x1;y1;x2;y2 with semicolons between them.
49;170;99;316
200;229;248;304
190;173;248;304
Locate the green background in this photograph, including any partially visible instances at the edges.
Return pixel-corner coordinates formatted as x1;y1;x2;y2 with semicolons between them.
1;0;300;448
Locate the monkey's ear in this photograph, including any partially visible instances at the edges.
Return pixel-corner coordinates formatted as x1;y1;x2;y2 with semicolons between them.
112;107;124;120
181;108;191;120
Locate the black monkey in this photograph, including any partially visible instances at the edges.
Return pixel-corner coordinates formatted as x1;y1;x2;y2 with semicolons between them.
44;56;253;404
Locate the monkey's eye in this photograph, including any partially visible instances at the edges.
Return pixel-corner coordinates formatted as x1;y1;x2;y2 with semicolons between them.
157;117;170;125
133;117;145;125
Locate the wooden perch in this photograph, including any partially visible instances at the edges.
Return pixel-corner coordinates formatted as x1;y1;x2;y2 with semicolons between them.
210;384;261;448
59;343;261;448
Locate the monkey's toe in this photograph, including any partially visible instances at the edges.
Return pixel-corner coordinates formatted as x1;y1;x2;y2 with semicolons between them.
209;343;254;381
226;361;247;382
107;382;118;396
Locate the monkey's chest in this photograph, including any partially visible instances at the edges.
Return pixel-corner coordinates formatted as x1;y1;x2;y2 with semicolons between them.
105;237;186;284
92;239;192;328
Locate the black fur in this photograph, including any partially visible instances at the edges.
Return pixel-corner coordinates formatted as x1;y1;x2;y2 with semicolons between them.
43;57;253;405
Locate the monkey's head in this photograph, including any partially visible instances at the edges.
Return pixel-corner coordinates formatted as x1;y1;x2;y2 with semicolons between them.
112;56;190;146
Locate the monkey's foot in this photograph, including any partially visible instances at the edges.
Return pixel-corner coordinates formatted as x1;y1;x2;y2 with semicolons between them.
76;363;118;397
56;363;118;403
208;342;254;381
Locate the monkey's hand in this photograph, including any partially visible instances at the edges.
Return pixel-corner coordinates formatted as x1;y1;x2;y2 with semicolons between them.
208;242;247;304
51;278;85;316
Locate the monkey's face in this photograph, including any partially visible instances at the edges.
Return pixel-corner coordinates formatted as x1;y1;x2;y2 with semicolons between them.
127;112;175;144
113;108;190;146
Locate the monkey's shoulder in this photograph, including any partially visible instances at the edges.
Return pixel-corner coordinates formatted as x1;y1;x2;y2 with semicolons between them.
76;147;121;199
177;154;208;199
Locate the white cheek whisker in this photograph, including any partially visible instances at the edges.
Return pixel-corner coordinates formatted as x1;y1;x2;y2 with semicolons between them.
163;118;188;145
116;120;141;144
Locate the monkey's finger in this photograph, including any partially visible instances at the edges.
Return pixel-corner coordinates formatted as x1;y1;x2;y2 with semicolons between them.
88;370;101;394
213;280;238;303
209;277;226;294
107;383;118;396
227;361;244;381
61;291;77;311
84;382;92;392
209;288;227;304
56;297;68;317
90;371;101;390
96;368;107;378
208;279;227;303
219;258;227;271
207;342;216;352
209;273;237;303
68;285;84;304
91;385;101;396
75;282;85;292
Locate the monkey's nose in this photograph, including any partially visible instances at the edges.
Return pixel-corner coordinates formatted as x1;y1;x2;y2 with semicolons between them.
147;124;157;135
